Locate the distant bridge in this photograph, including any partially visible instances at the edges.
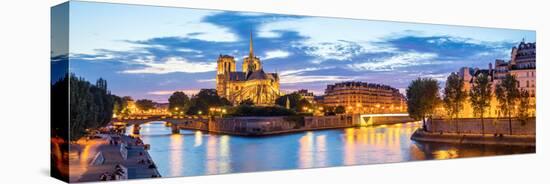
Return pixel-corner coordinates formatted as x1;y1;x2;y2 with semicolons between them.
110;115;211;134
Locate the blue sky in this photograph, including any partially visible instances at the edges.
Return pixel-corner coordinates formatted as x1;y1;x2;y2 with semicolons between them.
61;1;535;102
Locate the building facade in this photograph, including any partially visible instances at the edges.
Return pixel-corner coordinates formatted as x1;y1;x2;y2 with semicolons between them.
457;41;536;118
508;41;536;97
294;89;315;103
321;81;406;114
216;33;280;106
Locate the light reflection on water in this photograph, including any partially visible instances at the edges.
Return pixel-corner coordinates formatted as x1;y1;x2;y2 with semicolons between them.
129;121;534;177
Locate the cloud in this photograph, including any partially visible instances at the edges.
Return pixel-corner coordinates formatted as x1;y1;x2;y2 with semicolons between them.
201;12;301;40
280;75;352;84
382;35;514;60
422;73;448;82
121;57;216;74
279;67;352;84
263;50;291;60
348;52;438;71
298;40;366;61
183;29;238;42
197;78;216;83
279;67;335;76
70;53;115;61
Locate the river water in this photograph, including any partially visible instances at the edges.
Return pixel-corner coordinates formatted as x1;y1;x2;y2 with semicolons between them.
128;121;534;177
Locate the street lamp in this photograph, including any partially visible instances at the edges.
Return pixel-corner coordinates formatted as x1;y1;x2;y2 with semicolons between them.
220;108;227;118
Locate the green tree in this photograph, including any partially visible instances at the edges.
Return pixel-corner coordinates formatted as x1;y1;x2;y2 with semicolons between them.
296;99;313;112
136;99;155;111
121;96;134;115
406;78;440;128
186;89;232;115
168;91;190;113
518;89;531;123
112;95;123;116
68;74;114;140
334;105;346;114
443;73;467;134
469;73;492;134
275;93;302;110
495;74;520;135
443;72;467;119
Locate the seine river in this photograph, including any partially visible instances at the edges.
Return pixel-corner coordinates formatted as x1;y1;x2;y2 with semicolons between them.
129;121;534;177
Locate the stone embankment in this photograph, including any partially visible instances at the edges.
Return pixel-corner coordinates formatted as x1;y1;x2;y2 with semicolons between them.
411;118;535;146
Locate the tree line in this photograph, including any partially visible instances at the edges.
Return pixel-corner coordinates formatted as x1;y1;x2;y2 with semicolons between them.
407;73;533;134
57;74;116;140
164;89;346;117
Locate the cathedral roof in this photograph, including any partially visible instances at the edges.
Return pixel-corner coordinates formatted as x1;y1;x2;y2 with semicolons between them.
247;70;268;80
228;72;247;81
225;70;278;82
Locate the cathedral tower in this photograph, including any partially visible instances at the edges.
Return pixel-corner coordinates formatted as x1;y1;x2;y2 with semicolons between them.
216;55;236;97
243;32;262;73
217;54;236;75
214;31;280;106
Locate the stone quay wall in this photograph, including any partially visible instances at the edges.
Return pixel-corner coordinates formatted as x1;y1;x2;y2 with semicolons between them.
425;118;536;136
367;116;415;126
210;117;295;135
207;115;355;136
171;120;208;133
304;115;354;129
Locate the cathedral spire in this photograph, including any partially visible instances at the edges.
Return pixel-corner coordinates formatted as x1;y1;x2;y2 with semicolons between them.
249;31;254;58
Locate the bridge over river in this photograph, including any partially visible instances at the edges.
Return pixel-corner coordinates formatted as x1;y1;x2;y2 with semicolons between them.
110;115;210;134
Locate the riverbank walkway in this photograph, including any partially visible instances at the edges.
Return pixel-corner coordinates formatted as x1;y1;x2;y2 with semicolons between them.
69;134;160;182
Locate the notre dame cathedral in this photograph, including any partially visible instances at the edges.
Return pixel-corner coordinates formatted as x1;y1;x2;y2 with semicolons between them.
216;33;281;106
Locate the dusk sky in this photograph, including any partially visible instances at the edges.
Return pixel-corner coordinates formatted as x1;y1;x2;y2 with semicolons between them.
62;1;535;103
